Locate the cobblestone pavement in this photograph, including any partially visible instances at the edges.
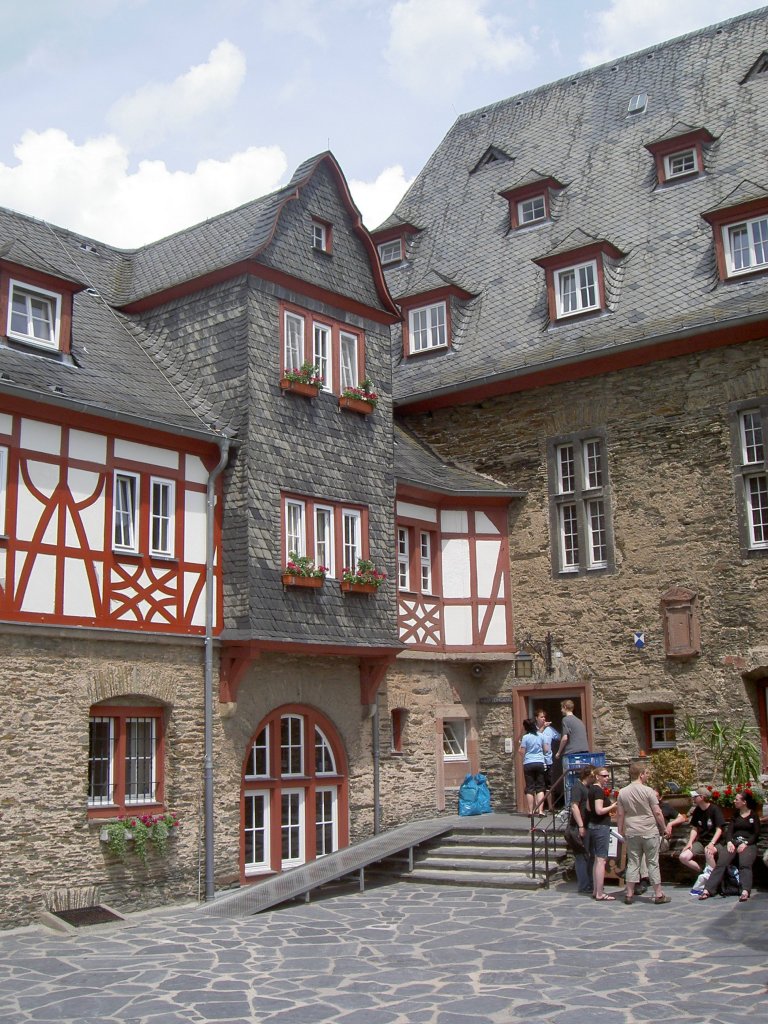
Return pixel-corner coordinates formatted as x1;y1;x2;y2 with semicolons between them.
0;882;765;1023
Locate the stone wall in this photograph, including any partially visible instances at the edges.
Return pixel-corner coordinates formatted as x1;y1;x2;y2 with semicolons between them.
401;339;768;765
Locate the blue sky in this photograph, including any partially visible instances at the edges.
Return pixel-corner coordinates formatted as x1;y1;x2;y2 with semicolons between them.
0;0;762;245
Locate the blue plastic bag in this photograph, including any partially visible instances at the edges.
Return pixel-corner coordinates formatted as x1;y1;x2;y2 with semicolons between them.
475;773;492;814
458;773;480;816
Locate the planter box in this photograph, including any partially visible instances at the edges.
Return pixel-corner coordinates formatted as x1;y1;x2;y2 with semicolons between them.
339;395;375;415
280;379;321;398
282;573;324;589
340;581;379;594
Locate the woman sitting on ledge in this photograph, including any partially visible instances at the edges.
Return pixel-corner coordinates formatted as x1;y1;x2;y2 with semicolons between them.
699;791;760;903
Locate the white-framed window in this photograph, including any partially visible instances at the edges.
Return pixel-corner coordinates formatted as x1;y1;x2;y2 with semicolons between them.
554;261;599;317
285;499;306;558
313;323;332;392
244;791;270;873
343;508;361;572
150;478;174;557
397;527;410;590
281;714;304;776
518;195;546;225
723;215;768;277
408;302;447;353
664;148;698;179
315;788;338;857
88;707;161;810
7;280;61;350
550;434;612;574
419;530;432;593
245;727;270;779
442;719;468;760
314;726;337;775
734;406;768;550
0;446;7;534
281;789;305;866
378;239;403;265
284;311;305;372
340;331;359;390
113;471;139;552
314;505;333;576
649;713;676;749
312;220;330;252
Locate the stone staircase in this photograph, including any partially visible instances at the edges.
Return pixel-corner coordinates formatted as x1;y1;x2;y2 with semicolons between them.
371;815;568;891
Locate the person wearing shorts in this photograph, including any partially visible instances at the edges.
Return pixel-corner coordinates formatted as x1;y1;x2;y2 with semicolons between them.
588;767;617;901
519;718;548;815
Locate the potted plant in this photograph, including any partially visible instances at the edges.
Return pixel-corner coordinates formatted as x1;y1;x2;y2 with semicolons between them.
282;552;327;588
339;378;378;415
280;362;324;397
101;812;180;865
702;781;765;819
340;558;387;594
648;748;696;805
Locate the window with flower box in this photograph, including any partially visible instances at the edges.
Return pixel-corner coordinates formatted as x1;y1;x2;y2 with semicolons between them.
731;401;768;553
280;303;364;395
282;494;367;578
548;432;614;575
88;705;165;815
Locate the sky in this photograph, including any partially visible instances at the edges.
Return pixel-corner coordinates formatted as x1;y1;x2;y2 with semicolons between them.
0;0;763;247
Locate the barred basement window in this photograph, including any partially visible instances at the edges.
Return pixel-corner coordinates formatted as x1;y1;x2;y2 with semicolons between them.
88;706;163;814
548;432;614;575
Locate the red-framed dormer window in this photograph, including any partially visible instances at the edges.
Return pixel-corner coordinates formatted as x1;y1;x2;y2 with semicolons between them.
371;222;421;269
501;177;564;231
533;240;623;323
400;285;473;358
0;264;76;354
311;218;332;253
702;197;768;282
645;128;713;186
378;238;404;265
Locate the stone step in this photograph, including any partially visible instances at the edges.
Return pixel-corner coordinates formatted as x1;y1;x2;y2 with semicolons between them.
416;855;534;873
420;845;533;863
402;867;543;890
439;834;535;850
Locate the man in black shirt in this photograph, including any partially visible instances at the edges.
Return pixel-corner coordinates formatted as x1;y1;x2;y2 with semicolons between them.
679;788;725;875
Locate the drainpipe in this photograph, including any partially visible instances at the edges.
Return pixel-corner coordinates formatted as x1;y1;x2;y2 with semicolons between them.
204;438;230;901
371;699;381;835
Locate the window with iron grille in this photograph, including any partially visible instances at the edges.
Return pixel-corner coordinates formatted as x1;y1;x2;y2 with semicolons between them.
548;432;614;575
88;706;163;813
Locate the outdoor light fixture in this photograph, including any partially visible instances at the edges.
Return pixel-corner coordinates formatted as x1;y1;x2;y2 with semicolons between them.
514;654;533;678
519;631;555;674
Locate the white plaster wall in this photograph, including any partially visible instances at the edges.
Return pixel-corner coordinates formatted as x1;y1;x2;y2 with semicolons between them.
441;510;468;533
20;552;56;613
476;539;501;599
115;439;178;470
441;538;470;597
184;492;207;562
443;605;473;645
65;468;105;549
20;419;60;456
63;557;98;616
17;462;59;543
396;501;437;522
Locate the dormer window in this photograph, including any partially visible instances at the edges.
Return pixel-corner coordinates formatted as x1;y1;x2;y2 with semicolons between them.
518;195;547;225
8;281;61;350
664;149;698;179
311;219;331;253
408;302;447;353
554;261;598;317
723;215;768;276
378;239;403;265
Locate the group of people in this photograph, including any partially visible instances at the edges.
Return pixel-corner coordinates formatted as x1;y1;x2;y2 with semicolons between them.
518;700;589;814
567;765;761;903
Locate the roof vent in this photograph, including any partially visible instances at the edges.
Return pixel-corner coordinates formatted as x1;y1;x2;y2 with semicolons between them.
742;51;768;82
79;242;98;254
470;146;513;174
627;93;648;115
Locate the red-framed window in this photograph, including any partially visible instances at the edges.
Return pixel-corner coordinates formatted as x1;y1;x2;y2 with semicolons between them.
282;493;369;578
396;523;438;594
645;129;712;186
534;241;623;323
311;218;332;253
500;176;564;230
110;468;179;559
702;197;768;282
87;704;165;817
280;301;365;395
400;286;472;358
0;264;76;355
241;704;349;879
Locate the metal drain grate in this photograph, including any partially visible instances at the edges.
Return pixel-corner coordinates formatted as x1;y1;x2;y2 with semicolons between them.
52;906;124;927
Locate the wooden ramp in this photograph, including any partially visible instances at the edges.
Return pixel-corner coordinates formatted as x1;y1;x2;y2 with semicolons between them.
199;816;457;918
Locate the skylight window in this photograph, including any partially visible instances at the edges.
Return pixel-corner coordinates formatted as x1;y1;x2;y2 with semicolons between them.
627;93;648;115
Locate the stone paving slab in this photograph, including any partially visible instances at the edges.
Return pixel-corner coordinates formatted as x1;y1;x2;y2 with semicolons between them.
0;882;765;1023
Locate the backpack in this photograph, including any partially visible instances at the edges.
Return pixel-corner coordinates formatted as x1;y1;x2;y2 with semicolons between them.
719;864;741;897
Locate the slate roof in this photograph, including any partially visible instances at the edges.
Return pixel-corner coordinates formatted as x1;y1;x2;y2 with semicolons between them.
384;7;768;407
0;152;393;439
394;425;523;498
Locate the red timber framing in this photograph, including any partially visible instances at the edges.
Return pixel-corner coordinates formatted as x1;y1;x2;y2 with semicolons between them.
0;396;223;634
396;493;514;653
219;640;399;707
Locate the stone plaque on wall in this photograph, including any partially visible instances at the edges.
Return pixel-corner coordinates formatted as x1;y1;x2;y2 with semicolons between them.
660;587;701;659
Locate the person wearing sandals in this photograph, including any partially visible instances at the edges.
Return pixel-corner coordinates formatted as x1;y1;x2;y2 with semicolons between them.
698;791;760;903
588;768;618;901
615;762;672;906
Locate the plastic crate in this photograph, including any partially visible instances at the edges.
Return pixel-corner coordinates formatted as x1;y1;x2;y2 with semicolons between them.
563;751;606;808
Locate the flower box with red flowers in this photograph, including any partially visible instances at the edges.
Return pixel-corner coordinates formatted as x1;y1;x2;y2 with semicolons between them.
338;379;378;415
340;558;386;594
280;362;324;397
282;552;327;588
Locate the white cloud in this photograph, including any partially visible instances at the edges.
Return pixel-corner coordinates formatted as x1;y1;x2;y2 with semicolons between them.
580;0;760;67
0;129;287;247
349;165;415;229
107;40;246;148
386;0;534;94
